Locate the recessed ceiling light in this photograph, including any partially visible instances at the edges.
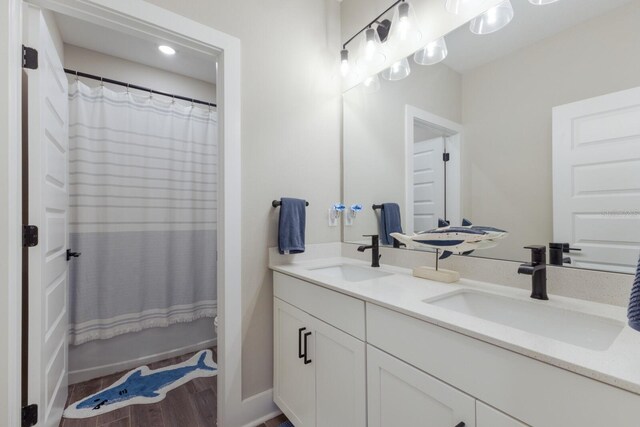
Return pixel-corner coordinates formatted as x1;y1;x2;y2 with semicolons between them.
158;45;176;55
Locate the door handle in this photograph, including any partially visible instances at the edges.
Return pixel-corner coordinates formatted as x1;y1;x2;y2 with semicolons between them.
303;331;312;365
66;249;81;261
298;327;306;359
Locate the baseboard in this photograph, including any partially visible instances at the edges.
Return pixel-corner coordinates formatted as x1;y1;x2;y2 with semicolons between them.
240;388;280;427
69;338;217;384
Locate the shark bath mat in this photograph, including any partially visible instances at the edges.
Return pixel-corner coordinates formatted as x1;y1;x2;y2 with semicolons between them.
63;349;217;419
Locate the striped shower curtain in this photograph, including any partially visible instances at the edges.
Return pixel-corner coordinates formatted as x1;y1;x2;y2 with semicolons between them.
68;80;218;345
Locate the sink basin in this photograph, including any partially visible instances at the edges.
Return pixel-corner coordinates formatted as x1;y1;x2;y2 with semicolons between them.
309;264;393;282
425;290;624;351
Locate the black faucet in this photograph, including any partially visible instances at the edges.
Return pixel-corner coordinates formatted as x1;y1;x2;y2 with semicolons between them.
549;242;581;266
358;234;381;268
518;245;548;300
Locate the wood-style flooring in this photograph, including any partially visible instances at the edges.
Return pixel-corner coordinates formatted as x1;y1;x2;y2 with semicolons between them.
59;347;290;427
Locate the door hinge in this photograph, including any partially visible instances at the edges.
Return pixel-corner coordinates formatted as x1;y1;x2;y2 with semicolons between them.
443;152;450;162
22;225;39;247
22;45;38;70
21;404;38;427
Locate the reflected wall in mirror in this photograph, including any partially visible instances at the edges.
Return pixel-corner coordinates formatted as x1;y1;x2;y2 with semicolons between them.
343;0;640;274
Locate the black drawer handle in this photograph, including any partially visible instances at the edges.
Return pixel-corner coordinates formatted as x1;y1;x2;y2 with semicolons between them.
298;327;306;359
303;331;312;364
455;423;465;427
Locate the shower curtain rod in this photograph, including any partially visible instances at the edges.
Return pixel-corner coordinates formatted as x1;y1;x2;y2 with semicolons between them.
64;68;217;108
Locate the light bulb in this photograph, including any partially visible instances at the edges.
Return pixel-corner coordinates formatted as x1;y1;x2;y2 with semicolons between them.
340;49;350;77
469;0;514;35
388;1;421;49
528;0;560;4
357;28;386;68
381;57;411;81
414;36;448;65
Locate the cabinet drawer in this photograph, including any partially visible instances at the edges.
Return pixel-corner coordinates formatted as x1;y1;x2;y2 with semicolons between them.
367;303;640;427
274;272;365;340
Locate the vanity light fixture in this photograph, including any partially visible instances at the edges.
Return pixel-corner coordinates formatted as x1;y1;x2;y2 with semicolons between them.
528;0;560;4
388;1;422;47
340;49;351;77
382;57;411;81
469;0;514;35
158;45;176;55
414;36;448;65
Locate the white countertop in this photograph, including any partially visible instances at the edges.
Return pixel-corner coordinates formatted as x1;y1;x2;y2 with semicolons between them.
271;256;640;396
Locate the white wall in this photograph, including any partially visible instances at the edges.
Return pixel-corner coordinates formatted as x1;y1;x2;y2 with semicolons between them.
343;62;461;242
460;1;640;260
64;44;216;103
145;0;343;398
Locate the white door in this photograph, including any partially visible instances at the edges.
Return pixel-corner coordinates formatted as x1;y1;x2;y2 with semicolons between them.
25;7;70;427
314;317;366;427
476;402;528;427
367;345;475;427
274;299;316;427
553;87;640;273
412;137;445;232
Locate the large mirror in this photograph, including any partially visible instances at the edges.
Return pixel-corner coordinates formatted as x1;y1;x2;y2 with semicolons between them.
343;0;640;274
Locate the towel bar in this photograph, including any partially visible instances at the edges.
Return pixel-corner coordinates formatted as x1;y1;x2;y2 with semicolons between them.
372;204;384;210
272;200;309;208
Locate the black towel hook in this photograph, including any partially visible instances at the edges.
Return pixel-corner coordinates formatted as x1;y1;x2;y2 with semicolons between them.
272;200;309;208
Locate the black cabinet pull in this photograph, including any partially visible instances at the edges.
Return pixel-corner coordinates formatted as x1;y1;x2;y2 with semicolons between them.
298;327;306;359
303;331;312;364
454;423;465;427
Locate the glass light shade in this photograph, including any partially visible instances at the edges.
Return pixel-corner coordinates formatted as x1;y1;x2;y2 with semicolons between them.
388;2;422;48
529;0;559;4
469;0;514;35
356;27;386;68
381;57;411;81
340;49;350;77
362;74;381;94
445;0;474;15
414;37;448;65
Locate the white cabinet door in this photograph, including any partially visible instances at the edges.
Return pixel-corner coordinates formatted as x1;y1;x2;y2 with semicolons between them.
477;402;528;427
274;299;315;427
367;345;475;427
314;317;366;427
25;6;70;427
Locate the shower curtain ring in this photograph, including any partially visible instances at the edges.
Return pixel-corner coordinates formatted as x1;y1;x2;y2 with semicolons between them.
149;89;153;99
126;83;129;94
75;70;79;82
100;77;104;87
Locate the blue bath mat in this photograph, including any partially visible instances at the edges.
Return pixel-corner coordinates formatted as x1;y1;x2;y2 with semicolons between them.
63;349;217;418
278;422;294;427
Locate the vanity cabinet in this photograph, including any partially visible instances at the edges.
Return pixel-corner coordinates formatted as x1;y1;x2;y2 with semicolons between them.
274;274;366;427
273;270;640;427
367;344;475;427
476;402;527;427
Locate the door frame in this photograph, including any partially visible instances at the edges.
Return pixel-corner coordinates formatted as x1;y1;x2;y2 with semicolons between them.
1;1;268;426
404;105;463;232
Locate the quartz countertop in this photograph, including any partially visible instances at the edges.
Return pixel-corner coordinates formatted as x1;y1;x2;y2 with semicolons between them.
271;256;640;395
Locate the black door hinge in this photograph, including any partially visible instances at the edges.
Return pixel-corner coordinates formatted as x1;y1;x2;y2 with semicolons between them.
21;404;38;427
443;152;450;162
22;45;38;69
22;225;39;247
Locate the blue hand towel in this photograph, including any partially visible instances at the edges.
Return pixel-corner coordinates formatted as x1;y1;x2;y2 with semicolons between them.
278;198;306;255
380;203;403;246
628;255;640;332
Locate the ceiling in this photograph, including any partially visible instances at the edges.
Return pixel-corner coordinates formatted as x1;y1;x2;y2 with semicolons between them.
54;12;218;84
441;0;635;74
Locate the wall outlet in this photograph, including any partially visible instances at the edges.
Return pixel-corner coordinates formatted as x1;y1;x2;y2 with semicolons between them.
328;208;338;227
